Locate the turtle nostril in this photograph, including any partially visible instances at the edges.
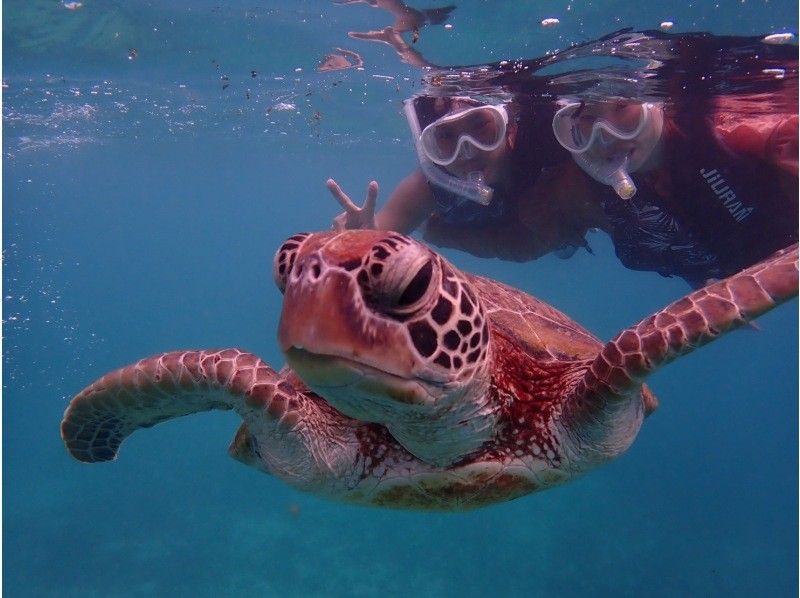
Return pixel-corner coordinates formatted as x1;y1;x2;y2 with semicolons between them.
291;255;323;283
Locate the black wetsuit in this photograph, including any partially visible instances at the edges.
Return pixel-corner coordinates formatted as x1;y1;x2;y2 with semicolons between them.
423;182;542;262
428;184;509;226
602;116;797;287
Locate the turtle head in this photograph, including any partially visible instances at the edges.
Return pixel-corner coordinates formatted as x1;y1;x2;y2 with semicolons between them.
274;230;496;465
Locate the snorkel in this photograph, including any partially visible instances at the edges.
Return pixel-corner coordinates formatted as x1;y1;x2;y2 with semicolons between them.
553;101;664;200
403;100;495;206
573;152;638;200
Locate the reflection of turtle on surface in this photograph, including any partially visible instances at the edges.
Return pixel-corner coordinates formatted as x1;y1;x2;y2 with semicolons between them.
61;231;798;511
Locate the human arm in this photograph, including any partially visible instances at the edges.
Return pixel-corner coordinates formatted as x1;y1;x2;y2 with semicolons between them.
712;99;798;176
328;169;436;234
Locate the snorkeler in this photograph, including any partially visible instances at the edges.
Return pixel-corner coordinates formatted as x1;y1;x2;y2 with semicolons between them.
328;34;798;287
548;95;798;286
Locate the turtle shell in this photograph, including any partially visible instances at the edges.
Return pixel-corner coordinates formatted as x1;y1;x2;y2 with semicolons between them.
466;273;602;362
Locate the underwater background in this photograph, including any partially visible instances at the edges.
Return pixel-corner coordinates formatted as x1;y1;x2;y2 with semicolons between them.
3;1;798;596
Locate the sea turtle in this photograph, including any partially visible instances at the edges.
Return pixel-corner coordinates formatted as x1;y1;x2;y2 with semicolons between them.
61;231;798;510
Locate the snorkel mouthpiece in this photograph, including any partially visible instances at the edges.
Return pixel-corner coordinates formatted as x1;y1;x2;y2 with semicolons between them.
418;158;494;205
610;166;637;200
466;171;494;204
574;153;638;200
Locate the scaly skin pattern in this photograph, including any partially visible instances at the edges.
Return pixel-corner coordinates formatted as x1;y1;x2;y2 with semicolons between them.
61;234;798;511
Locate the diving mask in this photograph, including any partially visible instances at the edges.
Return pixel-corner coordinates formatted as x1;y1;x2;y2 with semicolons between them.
404;98;507;205
418;104;509;166
552;101;664;199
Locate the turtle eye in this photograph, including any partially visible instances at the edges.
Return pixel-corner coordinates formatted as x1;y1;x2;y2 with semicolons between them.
361;247;438;315
273;233;310;293
396;260;433;307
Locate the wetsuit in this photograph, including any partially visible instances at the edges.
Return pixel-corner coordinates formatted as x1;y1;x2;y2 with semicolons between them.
422;182;540;262
602;110;797;287
428;184;509;227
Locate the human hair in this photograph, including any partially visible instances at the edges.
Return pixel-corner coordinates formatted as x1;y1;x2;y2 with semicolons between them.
409;95;487;130
505;95;572;195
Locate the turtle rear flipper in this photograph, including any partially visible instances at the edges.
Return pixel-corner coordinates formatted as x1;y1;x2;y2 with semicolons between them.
575;244;798;414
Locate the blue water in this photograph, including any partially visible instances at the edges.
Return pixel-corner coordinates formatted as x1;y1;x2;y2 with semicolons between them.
3;1;798;596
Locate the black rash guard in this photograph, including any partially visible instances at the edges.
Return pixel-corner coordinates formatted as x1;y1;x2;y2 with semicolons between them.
601;114;797;287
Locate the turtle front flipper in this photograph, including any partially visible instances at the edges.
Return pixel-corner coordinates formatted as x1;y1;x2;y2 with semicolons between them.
567;243;798;457
60;347;504;509
61;349;287;463
588;243;797;397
